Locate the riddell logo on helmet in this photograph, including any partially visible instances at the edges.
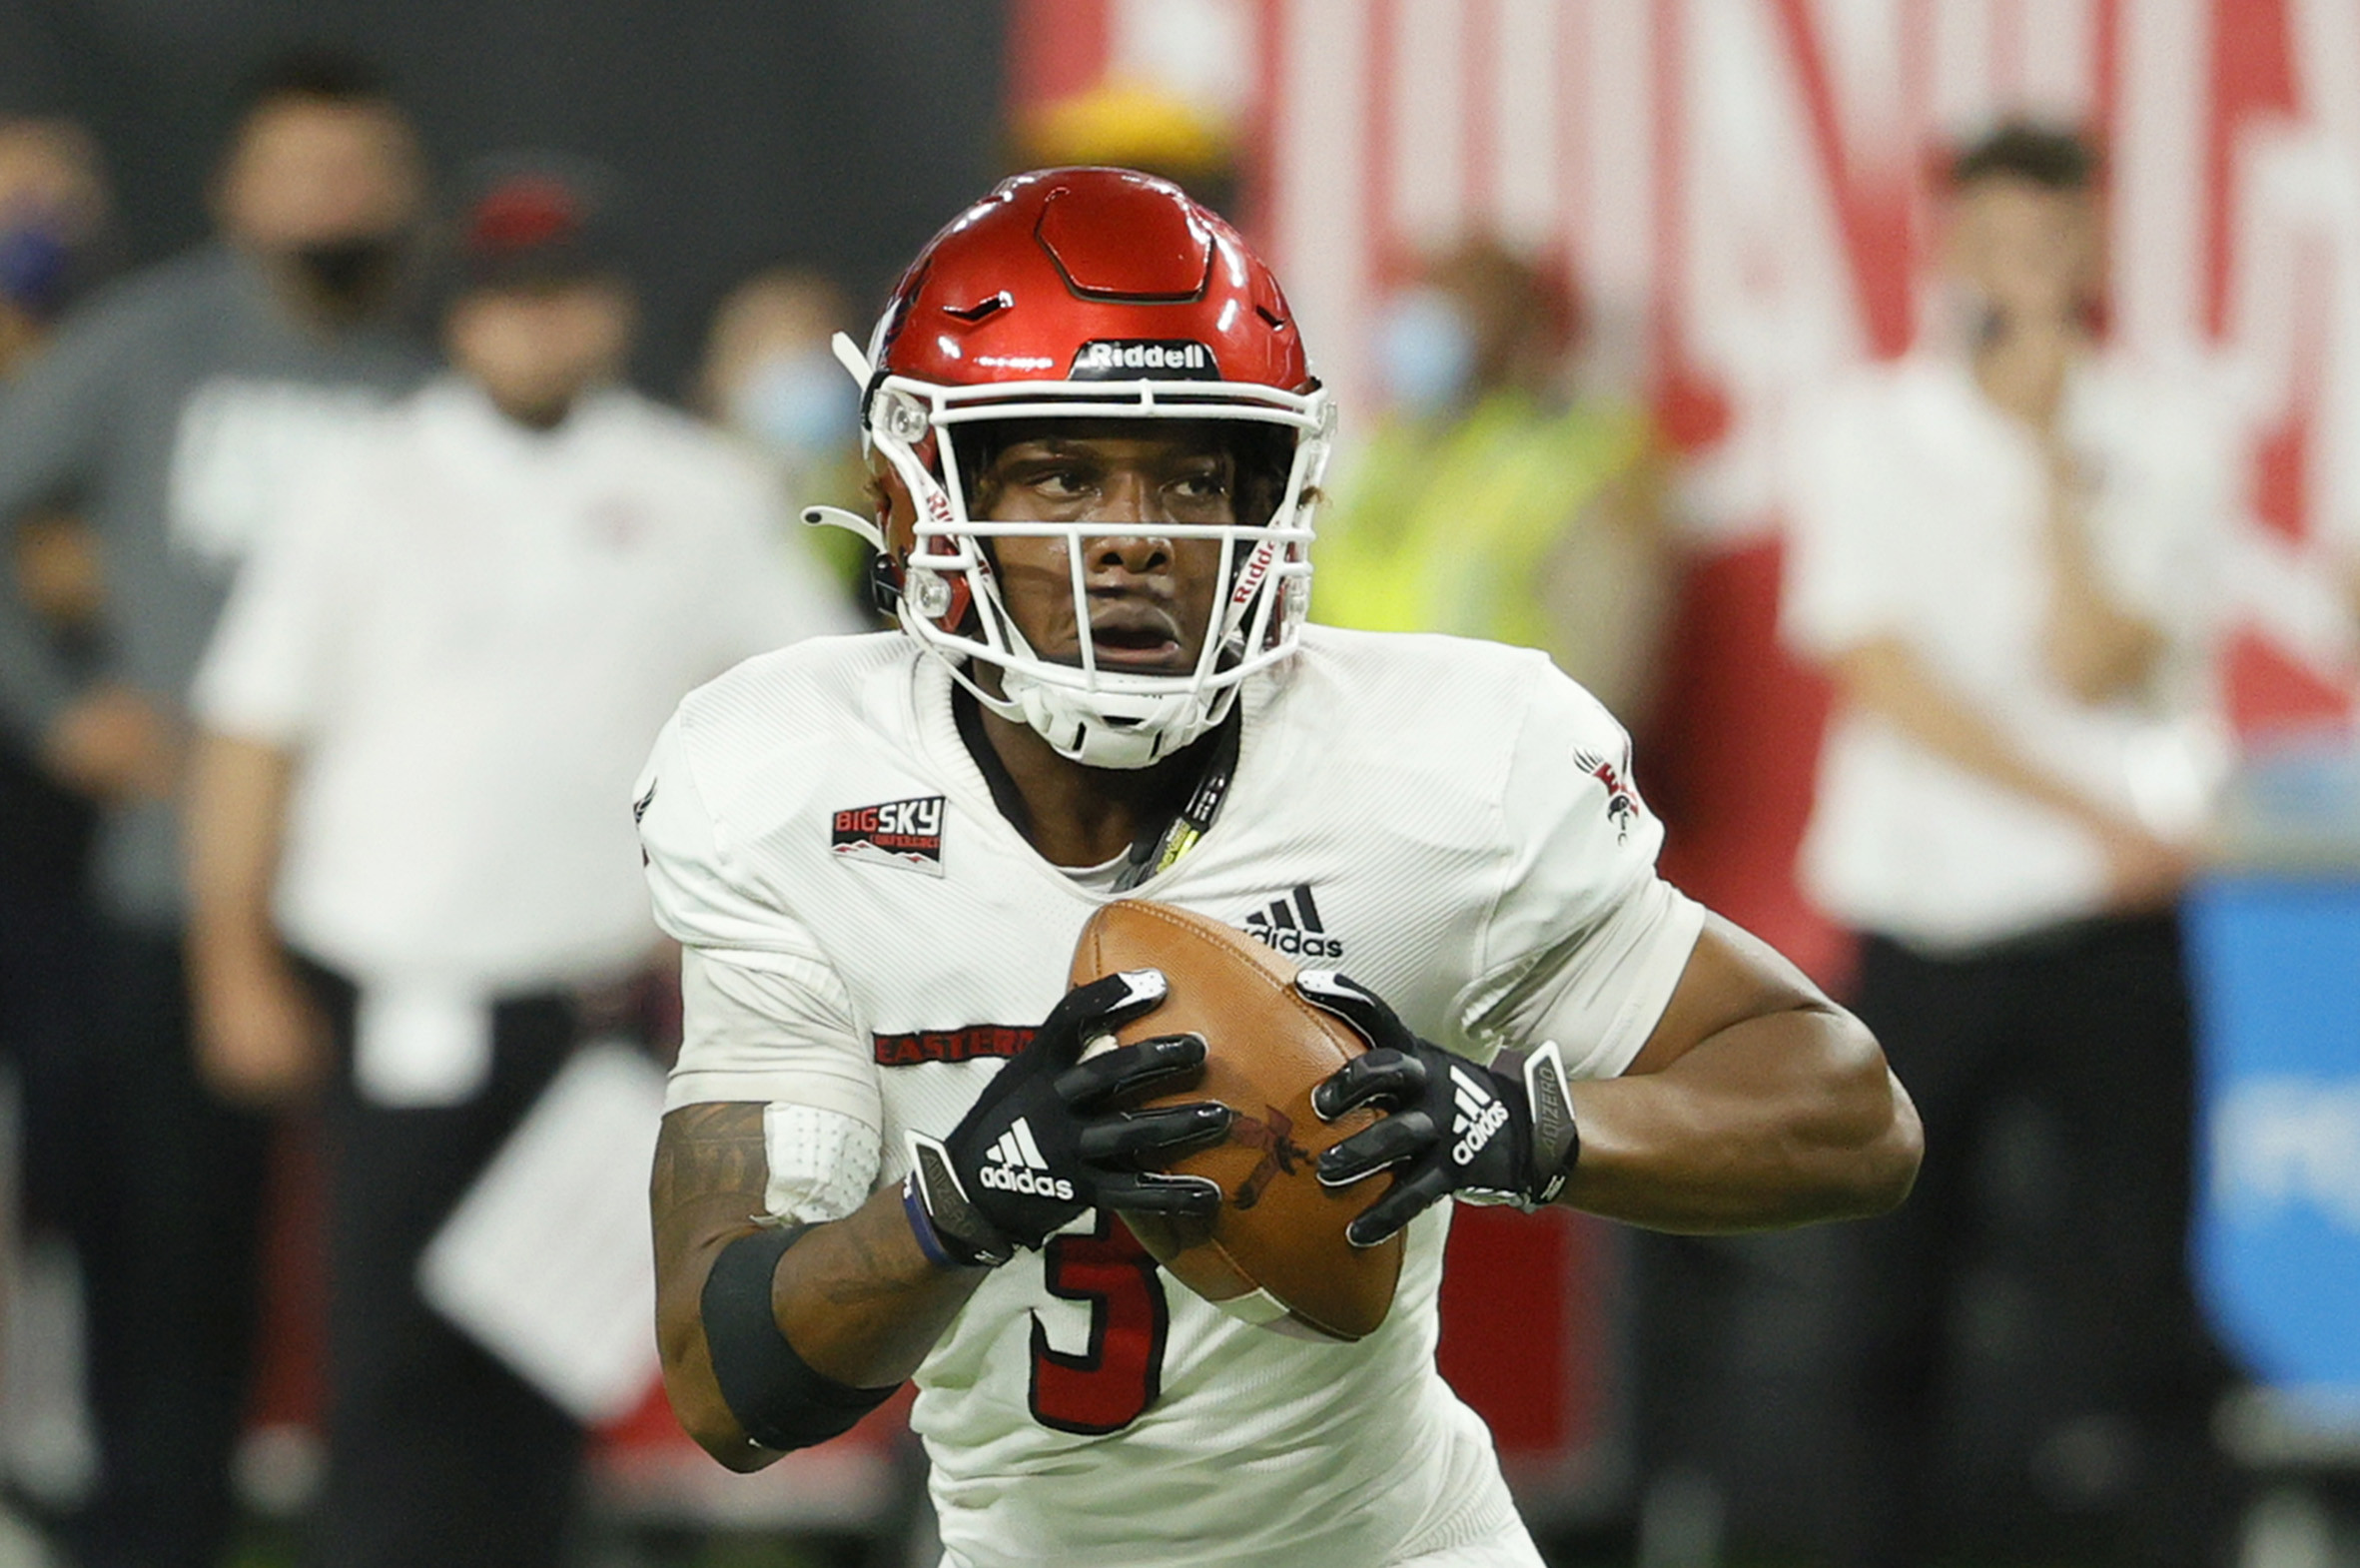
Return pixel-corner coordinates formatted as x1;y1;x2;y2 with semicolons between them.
1228;539;1277;607
1070;340;1221;381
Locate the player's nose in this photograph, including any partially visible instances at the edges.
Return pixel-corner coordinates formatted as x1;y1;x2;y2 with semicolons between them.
1081;473;1174;575
1083;529;1175;577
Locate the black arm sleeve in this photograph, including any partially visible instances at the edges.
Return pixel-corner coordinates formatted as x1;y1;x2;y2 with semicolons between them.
699;1224;899;1452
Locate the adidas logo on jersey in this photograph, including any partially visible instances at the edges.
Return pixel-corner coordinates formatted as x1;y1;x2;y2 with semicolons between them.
1241;884;1343;960
978;1118;1075;1201
1449;1065;1509;1167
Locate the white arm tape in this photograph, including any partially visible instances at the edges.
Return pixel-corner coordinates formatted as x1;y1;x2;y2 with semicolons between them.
761;1103;881;1224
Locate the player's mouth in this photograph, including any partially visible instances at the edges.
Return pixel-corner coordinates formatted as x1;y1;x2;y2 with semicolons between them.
1084;604;1190;670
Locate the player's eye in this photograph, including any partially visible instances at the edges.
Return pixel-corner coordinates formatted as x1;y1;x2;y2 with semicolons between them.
1012;460;1093;498
1170;463;1231;500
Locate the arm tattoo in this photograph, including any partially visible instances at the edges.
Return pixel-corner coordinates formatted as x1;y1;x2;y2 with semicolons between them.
651;1103;768;1234
652;1103;978;1396
654;1106;906;1305
813;1218;922;1307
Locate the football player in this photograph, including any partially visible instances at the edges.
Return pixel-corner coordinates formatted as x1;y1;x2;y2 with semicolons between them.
638;168;1922;1568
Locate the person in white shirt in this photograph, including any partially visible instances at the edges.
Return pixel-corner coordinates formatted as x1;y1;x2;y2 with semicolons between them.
637;166;1921;1568
181;159;854;1568
1782;124;2241;1567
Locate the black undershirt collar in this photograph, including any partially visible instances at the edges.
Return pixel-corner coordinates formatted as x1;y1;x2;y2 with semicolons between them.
949;685;1240;891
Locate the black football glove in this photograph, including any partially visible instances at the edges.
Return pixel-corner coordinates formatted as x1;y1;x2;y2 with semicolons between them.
905;969;1231;1266
1300;970;1582;1249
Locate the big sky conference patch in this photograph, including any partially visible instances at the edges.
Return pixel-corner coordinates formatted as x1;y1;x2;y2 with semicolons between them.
831;795;947;877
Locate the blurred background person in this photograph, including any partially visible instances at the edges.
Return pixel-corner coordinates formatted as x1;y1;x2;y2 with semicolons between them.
0;112;112;1227
698;265;873;605
0;49;429;1568
1782;122;2243;1567
1313;237;1673;729
0;115;119;1006
0;116;112;364
183;157;855;1568
0;109;112;1552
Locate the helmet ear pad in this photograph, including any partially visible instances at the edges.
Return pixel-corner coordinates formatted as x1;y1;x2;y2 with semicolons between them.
870;455;919;558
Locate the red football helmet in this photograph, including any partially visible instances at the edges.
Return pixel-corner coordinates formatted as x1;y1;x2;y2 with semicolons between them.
813;167;1333;769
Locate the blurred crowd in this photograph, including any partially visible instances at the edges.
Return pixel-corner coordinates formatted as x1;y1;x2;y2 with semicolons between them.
0;48;861;1568
0;32;2355;1568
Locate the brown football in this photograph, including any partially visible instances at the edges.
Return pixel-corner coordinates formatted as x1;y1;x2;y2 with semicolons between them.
1068;898;1401;1342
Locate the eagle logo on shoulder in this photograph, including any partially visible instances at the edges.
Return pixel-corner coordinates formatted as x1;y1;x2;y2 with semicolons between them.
1573;748;1639;844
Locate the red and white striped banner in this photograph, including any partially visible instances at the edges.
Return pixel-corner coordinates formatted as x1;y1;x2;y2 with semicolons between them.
1260;0;2360;554
1021;0;2360;555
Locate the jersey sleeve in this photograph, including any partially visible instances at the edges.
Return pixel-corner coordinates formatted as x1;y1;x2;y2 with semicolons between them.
635;707;804;956
641;710;886;1223
1455;666;1704;1081
674;946;883;1224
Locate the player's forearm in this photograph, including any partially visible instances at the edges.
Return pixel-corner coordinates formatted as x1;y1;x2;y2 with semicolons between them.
1562;1001;1921;1232
651;1105;981;1469
2045;592;2166;703
769;1182;985;1384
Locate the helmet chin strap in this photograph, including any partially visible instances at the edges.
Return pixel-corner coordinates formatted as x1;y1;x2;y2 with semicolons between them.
998;664;1225;771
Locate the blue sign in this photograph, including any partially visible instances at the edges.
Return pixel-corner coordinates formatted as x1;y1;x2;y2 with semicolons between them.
2185;877;2360;1403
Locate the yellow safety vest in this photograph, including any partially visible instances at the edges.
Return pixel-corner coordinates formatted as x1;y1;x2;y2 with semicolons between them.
1312;392;1650;654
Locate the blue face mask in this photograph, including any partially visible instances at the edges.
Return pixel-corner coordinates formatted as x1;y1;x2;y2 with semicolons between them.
0;220;73;319
1374;288;1476;418
728;347;858;461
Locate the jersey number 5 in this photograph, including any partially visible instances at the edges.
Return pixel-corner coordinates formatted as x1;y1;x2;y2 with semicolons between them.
1028;1214;1168;1435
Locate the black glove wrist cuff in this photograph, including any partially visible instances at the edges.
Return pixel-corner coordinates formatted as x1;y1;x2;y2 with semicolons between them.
906;1134;1015;1266
901;1172;998;1269
1510;1041;1582;1209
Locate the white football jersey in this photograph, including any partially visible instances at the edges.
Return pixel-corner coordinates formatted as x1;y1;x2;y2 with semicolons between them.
637;625;1703;1568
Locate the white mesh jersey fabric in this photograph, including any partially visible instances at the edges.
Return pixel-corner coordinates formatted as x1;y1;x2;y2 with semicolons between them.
637;626;1697;1568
